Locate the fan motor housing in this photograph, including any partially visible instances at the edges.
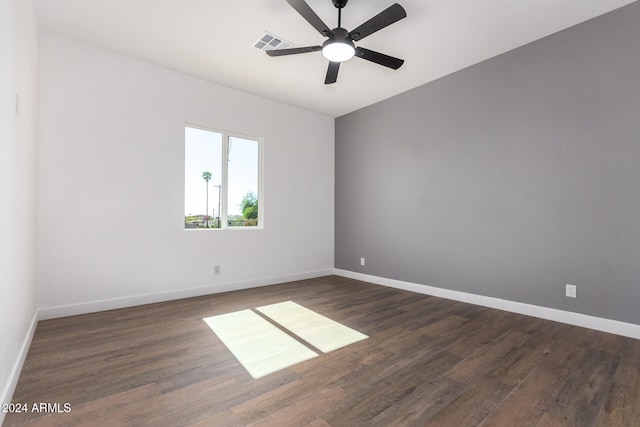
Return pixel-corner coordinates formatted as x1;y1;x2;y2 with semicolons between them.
332;0;348;8
325;27;352;44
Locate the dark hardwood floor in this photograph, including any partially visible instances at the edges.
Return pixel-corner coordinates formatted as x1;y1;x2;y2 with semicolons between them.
4;275;640;426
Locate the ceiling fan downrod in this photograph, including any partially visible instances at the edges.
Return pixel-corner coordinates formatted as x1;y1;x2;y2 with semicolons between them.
333;0;348;28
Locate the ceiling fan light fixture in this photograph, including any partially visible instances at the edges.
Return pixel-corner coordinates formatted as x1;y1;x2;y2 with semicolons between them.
322;40;355;62
268;0;406;83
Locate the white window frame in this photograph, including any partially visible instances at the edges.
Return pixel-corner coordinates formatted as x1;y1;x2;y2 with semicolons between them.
185;123;264;230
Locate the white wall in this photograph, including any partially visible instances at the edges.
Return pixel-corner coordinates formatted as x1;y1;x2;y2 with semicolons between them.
37;33;335;317
0;0;39;415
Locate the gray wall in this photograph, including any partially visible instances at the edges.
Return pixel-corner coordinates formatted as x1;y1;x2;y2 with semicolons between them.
335;2;640;324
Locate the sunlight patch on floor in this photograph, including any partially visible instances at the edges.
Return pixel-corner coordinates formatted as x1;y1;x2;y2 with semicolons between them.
204;301;368;379
256;301;368;353
203;309;318;379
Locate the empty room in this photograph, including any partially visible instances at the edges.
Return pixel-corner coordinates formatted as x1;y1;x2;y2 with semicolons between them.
2;0;640;425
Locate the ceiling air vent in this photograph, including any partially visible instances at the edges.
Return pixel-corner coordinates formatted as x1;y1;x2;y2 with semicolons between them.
253;32;292;51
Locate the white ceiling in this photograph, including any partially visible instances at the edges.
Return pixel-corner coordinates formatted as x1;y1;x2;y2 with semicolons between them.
34;0;637;117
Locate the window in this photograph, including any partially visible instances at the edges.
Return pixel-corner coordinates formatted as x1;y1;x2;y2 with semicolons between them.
184;125;262;229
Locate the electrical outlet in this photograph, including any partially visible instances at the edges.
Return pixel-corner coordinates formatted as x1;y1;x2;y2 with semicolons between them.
566;284;576;298
214;265;221;275
360;257;365;266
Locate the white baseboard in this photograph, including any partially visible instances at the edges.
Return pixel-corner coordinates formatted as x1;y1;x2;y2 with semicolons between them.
38;269;334;321
0;311;38;425
334;269;640;340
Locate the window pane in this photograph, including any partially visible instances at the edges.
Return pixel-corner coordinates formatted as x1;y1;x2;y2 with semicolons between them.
185;127;222;229
227;136;259;227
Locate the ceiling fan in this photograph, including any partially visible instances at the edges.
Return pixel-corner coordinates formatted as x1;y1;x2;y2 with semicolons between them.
267;0;407;84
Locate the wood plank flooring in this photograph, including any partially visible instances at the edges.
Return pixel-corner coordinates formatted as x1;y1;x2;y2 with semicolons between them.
4;275;640;426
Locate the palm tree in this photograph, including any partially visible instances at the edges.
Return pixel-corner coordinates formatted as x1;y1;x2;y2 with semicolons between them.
202;171;212;228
